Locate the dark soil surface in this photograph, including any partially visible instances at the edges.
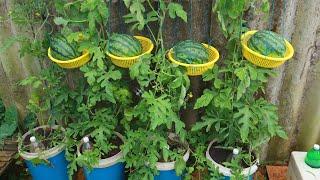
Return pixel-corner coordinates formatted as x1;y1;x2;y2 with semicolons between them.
158;138;187;162
23;127;64;152
80;134;123;159
209;144;255;168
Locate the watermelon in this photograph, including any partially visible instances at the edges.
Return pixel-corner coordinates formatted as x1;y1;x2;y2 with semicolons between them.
107;33;142;57
50;35;80;60
247;30;287;58
172;40;209;64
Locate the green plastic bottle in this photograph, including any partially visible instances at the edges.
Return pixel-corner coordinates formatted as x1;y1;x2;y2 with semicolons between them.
305;144;320;168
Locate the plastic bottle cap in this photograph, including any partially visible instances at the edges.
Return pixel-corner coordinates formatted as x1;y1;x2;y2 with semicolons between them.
314;144;320;150
83;136;89;143
30;136;36;143
233;148;239;155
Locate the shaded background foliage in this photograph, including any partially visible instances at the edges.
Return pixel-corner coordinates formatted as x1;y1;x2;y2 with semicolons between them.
0;0;319;163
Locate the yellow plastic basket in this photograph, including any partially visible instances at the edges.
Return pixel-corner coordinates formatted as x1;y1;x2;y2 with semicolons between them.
106;36;154;68
167;43;220;76
48;48;90;69
241;30;294;68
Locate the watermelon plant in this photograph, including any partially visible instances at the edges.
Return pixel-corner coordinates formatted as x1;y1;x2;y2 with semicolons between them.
248;30;287;58
172;40;209;64
191;0;288;178
14;0;131;178
48;1;135;178
121;0;191;179
107;33;143;57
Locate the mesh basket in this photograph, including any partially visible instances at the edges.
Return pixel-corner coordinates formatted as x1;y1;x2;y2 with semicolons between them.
106;36;154;68
241;30;294;68
167;43;220;76
48;48;90;69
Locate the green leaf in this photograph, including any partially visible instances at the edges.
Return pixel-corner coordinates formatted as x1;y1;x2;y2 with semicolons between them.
175;157;186;176
191;116;219;132
88;12;97;33
235;67;250;100
108;70;121;80
194;90;214;109
123;0;131;7
234;106;252;142
98;3;109;19
97;59;104;69
0;105;18;141
53;17;69;26
262;0;270;13
277;128;288;139
178;85;186;107
168;3;187;22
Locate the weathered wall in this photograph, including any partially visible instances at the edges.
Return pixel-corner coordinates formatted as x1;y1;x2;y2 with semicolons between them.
0;0;41;120
0;0;319;161
266;0;320;161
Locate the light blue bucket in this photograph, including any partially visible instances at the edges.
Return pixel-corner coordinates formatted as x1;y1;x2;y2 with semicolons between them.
79;132;125;180
19;126;68;180
206;141;258;180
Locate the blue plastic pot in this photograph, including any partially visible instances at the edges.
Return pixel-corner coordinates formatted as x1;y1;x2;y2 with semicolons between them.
19;125;68;180
79;132;125;180
206;141;258;180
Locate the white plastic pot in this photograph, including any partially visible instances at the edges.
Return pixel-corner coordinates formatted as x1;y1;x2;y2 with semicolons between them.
19;125;66;160
154;133;190;180
77;132;124;168
206;140;258;178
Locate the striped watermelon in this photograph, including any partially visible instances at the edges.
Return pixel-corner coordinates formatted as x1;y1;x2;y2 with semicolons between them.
107;33;142;57
248;30;286;58
50;35;80;60
172;40;209;64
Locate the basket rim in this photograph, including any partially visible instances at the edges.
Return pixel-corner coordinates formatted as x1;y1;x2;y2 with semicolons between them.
106;36;154;60
48;48;89;64
241;30;294;62
167;43;220;67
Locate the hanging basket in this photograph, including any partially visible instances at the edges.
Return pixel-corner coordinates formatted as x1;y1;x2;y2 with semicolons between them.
106;36;154;68
167;43;220;76
48;48;90;69
241;30;294;68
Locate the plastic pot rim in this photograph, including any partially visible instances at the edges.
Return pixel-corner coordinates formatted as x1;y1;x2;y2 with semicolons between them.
155;133;190;171
206;140;259;177
19;125;66;161
77;132;124;168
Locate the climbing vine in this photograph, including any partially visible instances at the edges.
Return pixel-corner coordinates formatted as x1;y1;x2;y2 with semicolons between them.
192;0;287;176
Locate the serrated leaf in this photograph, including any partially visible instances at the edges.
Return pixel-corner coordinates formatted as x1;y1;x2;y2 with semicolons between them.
168;3;187;22
194;90;214;109
175;157;186;176
276;128;288;139
234;106;252;142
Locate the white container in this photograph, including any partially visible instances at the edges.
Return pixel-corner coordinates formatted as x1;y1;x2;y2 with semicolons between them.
287;151;320;180
77;132;124;168
206;140;258;178
19;125;66;160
